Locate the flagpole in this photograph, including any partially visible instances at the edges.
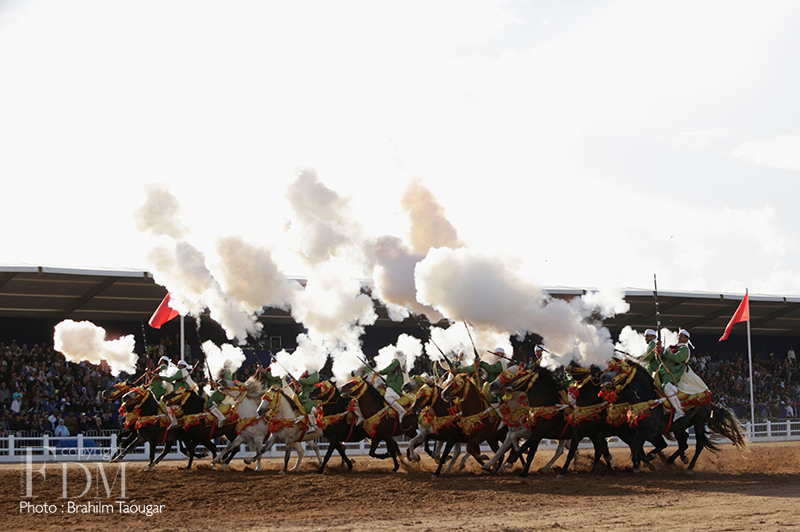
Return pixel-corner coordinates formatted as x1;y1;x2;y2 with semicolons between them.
745;288;754;436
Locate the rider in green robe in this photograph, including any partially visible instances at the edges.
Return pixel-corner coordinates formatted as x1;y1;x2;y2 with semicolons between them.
637;329;661;374
655;329;692;420
378;351;408;421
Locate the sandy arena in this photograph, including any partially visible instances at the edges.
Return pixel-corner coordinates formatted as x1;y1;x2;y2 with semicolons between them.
3;442;800;532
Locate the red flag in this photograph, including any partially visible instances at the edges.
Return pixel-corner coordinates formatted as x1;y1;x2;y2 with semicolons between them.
149;293;179;329
719;292;749;341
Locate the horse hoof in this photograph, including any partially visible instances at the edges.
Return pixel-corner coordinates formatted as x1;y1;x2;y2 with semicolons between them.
431;474;439;480
681;455;689;464
633;464;642;473
243;459;252;465
685;469;694;475
279;470;287;475
556;473;565;479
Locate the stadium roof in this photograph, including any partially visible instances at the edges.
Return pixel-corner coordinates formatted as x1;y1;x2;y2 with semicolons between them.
1;266;799;336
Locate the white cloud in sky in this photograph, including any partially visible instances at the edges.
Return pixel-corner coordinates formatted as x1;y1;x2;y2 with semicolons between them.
1;0;800;300
734;136;800;172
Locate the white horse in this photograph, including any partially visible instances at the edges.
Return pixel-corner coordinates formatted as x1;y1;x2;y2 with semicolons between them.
211;377;272;472
257;385;324;474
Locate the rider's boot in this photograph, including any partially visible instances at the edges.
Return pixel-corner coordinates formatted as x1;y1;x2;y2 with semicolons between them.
167;406;179;429
352;401;364;425
209;404;226;427
389;400;406;422
664;382;685;420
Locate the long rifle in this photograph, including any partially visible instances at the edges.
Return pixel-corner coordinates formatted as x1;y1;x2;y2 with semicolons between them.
411;313;455;370
654;273;661;346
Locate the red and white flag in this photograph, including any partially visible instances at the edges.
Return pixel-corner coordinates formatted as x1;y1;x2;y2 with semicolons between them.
719;292;749;341
148;293;179;329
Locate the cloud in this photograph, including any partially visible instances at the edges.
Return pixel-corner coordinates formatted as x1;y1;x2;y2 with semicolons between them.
733;135;800;171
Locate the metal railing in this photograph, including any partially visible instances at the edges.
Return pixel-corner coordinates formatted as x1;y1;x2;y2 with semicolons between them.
1;419;794;463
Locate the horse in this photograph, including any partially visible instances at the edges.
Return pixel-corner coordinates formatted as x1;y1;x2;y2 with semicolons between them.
402;377;471;471
436;373;508;478
599;359;749;474
340;376;417;472
109;386;183;471
404;378;475;475
256;384;324;473
482;367;570;474
102;382;140;453
160;386;235;469
308;380;368;474
495;365;577;478
212;377;274;472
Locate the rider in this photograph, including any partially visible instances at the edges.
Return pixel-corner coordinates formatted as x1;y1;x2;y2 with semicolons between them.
296;370;320;429
148;355;173;401
655;328;692;420
379;349;408;422
161;359;197;428
637;329;661;374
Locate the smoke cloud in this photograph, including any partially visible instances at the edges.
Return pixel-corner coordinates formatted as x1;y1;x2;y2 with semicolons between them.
416;247;628;369
201;340;246;381
53;320;137;376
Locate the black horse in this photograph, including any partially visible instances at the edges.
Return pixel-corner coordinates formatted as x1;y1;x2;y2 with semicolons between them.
161;387;236;469
599;359;749;473
110;387;183;471
553;365;671;476
500;365;578;478
308;380;368;474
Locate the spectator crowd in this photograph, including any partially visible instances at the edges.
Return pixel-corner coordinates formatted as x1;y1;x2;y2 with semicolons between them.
0;334;798;437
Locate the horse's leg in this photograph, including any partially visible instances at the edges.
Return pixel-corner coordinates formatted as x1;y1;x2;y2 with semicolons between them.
667;430;690;466
368;436;390;460
483;433;511;471
406;428;426;462
433;439;458;478
110;433;144;463
317;438;340;474
280;439;294;474
290;439;306;471
539;438;567;474
517;433;547;478
216;434;243;469
433;439;443;462
457;444;471;470
443;443;462;475
385;437;402;472
557;435;582;478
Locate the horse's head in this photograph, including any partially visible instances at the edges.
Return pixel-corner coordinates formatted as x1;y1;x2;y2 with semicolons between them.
489;366;522;394
121;387;148;407
410;384;436;413
340;376;367;400
257;386;281;417
163;388;190;407
402;374;431;395
309;381;336;403
441;373;469;402
103;382;131;402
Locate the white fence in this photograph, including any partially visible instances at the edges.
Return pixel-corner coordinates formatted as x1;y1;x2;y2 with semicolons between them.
1;419;798;463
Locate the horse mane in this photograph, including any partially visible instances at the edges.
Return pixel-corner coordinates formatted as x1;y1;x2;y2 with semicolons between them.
244;375;265;398
533;365;563;396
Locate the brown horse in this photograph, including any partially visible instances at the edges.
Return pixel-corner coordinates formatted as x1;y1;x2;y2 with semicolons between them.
437;373;507;477
340;376;417;472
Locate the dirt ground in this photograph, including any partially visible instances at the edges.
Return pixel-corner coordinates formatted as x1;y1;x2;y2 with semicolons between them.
3;441;800;532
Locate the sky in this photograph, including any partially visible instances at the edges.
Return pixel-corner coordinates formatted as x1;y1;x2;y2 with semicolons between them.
3;0;800;300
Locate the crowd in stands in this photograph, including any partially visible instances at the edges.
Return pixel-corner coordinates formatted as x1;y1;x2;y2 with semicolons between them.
1;334;798;437
691;349;798;421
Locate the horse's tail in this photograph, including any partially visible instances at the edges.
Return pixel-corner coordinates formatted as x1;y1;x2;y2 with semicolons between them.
707;404;750;452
